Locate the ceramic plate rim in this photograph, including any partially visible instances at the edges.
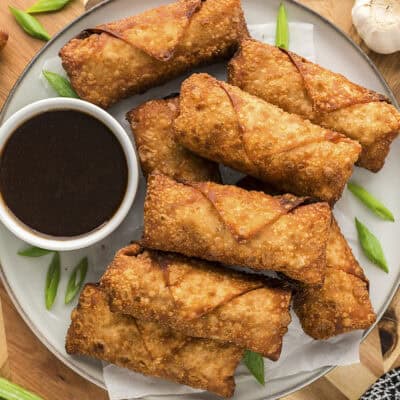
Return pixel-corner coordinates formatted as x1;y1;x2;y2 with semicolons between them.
0;0;399;398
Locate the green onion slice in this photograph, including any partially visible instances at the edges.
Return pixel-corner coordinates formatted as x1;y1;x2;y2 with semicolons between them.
9;7;51;41
45;252;61;310
26;0;71;14
275;2;289;50
355;218;388;273
243;350;265;385
42;70;78;98
65;257;88;304
348;182;394;222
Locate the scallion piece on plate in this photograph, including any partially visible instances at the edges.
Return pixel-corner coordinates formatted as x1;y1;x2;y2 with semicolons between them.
65;257;88;304
42;70;79;98
45;252;61;309
18;246;53;257
355;218;388;273
243;350;265;385
275;2;289;50
348;182;394;221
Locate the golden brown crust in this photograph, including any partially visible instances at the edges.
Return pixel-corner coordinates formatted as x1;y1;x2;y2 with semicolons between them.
326;220;367;280
100;244;292;360
235;177;376;339
95;0;202;62
142;174;331;284
127;98;220;182
189;181;309;241
317;102;400;172
174;73;361;204
66;284;243;398
285;50;387;113
0;31;8;52
228;39;400;172
293;220;376;339
60;0;249;108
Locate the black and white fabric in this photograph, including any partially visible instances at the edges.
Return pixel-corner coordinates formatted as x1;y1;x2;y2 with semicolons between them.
361;368;400;399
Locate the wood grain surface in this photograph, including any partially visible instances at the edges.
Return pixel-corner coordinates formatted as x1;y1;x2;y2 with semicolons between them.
0;0;399;399
0;298;10;379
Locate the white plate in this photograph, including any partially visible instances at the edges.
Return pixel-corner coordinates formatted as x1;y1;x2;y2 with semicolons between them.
0;1;399;399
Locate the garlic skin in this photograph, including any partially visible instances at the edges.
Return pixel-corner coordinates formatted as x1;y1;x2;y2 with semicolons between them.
352;0;400;54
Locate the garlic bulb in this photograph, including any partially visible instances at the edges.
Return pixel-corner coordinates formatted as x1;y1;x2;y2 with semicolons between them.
352;0;400;54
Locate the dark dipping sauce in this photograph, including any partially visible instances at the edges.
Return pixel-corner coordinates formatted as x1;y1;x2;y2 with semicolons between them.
0;110;128;237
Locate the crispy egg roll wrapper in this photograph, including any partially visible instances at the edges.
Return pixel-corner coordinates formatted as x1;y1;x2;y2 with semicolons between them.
293;219;376;339
127;97;220;182
66;284;243;398
142;173;331;284
60;0;248;108
100;244;292;360
238;176;376;339
174;74;361;204
228;40;400;172
236;176;376;339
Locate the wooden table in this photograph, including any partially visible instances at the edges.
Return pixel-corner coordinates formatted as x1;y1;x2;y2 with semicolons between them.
0;1;399;399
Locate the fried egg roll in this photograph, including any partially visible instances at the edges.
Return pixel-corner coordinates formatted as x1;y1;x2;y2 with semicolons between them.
174;73;361;204
236;176;376;339
66;284;243;398
127;97;220;182
100;243;292;360
60;0;248;108
293;219;376;339
0;31;7;52
142;173;331;284
228;40;400;172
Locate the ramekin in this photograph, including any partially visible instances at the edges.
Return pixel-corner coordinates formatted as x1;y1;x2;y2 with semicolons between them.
0;98;139;251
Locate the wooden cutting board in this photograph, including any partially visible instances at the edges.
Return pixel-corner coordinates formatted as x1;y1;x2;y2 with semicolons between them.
0;298;10;379
0;1;399;399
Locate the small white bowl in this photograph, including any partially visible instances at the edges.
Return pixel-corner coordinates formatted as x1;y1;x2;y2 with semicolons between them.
0;98;139;251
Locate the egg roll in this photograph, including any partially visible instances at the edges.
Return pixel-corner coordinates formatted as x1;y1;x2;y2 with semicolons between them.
127;97;220;182
100;243;292;360
228;40;400;172
59;0;248;108
236;176;376;339
174;74;361;204
293;219;376;339
66;284;243;398
142;173;331;284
